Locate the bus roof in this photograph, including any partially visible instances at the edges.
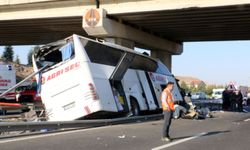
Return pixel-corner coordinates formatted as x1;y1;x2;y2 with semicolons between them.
34;34;162;73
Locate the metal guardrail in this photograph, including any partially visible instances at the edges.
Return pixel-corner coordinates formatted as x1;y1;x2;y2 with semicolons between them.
0;114;163;132
0;100;223;132
0;64;48;98
196;103;222;111
0;99;224;133
192;99;222;111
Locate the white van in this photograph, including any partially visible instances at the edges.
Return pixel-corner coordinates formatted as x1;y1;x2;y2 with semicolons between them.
212;88;224;99
0;63;16;101
32;34;183;121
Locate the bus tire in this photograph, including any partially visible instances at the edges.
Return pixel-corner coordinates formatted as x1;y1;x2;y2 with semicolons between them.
130;98;140;116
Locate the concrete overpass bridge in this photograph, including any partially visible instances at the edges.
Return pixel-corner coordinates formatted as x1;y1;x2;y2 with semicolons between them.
1;0;250;69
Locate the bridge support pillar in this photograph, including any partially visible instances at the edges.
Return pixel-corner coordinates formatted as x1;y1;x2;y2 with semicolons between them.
82;8;182;52
151;51;172;72
105;38;135;49
82;8;183;72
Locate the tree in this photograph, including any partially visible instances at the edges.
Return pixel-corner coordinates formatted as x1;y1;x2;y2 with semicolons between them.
27;45;40;65
2;45;14;62
205;85;216;96
180;81;189;92
216;85;225;89
203;84;226;97
197;83;206;92
189;84;197;93
15;55;20;64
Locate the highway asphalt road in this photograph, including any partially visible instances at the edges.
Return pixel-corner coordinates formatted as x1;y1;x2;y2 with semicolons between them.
0;110;250;150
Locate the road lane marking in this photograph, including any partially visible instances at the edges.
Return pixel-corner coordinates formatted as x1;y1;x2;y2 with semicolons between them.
0;126;111;144
244;118;250;122
151;132;207;150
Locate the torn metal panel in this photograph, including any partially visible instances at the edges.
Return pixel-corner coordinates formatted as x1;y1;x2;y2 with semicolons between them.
109;52;135;81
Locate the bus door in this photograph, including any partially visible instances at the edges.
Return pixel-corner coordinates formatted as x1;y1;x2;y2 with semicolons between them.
109;52;135;113
136;71;157;110
147;72;167;108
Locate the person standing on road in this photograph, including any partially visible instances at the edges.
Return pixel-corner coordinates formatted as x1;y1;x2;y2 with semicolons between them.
235;90;243;112
230;92;237;111
161;81;175;142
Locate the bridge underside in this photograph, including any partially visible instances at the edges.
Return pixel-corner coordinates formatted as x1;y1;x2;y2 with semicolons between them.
111;4;250;42
0;17;85;45
1;4;250;45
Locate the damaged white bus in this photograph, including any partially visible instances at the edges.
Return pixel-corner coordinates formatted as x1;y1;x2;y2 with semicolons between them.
32;34;183;121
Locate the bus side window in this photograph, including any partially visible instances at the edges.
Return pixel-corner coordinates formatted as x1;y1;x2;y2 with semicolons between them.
83;41;123;66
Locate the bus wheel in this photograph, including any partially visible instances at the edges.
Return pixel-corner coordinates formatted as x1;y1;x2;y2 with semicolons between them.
130;99;140;116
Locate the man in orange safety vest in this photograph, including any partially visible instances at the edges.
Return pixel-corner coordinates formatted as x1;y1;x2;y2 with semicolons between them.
161;81;175;142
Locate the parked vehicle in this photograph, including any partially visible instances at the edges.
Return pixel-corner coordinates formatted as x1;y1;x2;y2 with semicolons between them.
212;88;224;99
16;81;41;103
32;34;183;121
239;86;248;99
247;93;250;105
239;86;248;106
191;92;206;100
0;63;16;102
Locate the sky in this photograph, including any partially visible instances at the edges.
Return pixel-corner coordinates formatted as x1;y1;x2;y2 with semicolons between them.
1;41;250;86
172;41;250;86
0;45;33;65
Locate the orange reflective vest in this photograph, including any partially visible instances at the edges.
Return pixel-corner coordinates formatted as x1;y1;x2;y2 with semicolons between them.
161;88;175;111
